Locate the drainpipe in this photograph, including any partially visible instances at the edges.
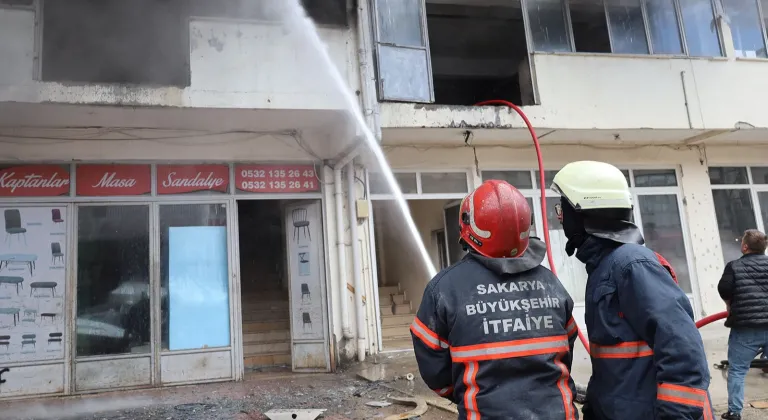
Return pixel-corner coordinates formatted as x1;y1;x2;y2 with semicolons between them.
334;166;354;340
347;164;367;361
356;0;382;142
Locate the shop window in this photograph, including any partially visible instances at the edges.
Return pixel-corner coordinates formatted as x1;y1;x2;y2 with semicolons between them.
723;0;767;57
421;172;469;194
751;166;768;184
481;170;533;189
369;172;418;195
638;194;691;292
160;204;230;351
76;205;150;357
0;206;68;362
710;166;750;184
633;169;678;187
710;166;767;262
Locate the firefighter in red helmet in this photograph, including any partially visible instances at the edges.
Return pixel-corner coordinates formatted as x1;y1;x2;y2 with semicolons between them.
411;180;580;419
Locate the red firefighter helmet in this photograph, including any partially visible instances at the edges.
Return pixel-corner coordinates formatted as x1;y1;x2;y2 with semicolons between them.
459;180;532;258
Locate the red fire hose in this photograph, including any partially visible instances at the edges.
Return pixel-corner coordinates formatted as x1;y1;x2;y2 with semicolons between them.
474;99;728;354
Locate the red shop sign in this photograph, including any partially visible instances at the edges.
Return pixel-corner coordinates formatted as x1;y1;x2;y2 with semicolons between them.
235;164;320;193
0;165;70;197
156;165;229;194
76;164;151;196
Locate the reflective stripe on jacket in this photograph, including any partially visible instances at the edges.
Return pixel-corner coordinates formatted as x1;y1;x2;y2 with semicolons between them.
577;237;714;420
411;238;579;419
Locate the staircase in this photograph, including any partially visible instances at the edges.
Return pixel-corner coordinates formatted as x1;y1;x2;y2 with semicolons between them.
242;289;291;369
379;284;415;350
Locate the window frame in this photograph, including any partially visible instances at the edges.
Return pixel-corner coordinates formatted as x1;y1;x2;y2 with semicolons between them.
709;165;768;235
722;0;768;58
525;0;724;57
480;167;699;304
369;169;473;200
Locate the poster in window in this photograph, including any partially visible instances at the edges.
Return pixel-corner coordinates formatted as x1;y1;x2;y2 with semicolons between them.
0;206;67;362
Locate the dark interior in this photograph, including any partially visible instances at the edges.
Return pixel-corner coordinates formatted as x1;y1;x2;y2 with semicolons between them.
41;0;347;86
426;1;528;106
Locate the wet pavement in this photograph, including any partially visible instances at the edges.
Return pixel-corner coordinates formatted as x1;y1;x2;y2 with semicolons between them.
0;372;453;420
4;321;768;419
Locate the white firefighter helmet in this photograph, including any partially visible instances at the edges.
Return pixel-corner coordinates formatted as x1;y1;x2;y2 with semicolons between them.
551;161;632;211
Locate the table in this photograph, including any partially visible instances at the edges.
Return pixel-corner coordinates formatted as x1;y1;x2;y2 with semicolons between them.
40;313;56;324
30;282;57;297
0;308;20;326
0;254;37;276
0;276;23;296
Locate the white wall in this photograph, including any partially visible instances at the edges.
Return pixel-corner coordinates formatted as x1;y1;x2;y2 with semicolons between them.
0;9;359;111
377;142;746;318
380;53;768;131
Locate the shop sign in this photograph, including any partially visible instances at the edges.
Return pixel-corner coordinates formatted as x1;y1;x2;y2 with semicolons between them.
156;165;229;194
76;164;151;196
235;164;320;193
0;165;71;197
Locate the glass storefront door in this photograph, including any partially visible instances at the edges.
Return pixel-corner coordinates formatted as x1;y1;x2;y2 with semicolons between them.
74;201;235;390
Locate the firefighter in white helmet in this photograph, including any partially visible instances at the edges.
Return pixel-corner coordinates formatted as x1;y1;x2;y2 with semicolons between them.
551;161;714;420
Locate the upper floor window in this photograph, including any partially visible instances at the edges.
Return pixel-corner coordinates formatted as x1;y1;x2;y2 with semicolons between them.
40;0;346;86
709;166;768;263
722;0;768;57
371;0;537;106
527;0;723;56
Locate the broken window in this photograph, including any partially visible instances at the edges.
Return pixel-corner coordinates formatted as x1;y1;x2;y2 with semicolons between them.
426;0;532;105
42;0;191;86
41;0;347;86
723;0;767;57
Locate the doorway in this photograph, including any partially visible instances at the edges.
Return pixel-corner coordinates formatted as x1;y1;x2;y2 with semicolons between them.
237;199;330;373
238;200;290;371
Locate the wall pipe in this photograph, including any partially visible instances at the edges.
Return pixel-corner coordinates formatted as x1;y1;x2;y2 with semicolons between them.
333;166;354;339
347;164;367;361
356;0;382;142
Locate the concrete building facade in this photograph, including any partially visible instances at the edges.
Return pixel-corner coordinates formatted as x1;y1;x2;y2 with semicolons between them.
1;0;768;401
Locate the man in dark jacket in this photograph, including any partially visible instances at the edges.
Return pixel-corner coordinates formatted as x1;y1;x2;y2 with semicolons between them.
551;161;714;420
411;180;579;419
718;229;768;420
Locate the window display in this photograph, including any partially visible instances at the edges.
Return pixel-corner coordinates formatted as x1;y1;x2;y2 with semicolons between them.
0;206;67;362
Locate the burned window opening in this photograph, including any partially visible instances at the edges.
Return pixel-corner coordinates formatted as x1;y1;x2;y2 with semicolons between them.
426;1;532;106
41;0;348;86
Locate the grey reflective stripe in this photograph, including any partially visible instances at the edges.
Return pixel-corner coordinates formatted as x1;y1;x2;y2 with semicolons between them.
590;342;652;358
465;362;479;420
658;384;707;405
451;337;569;361
410;319;448;349
566;321;577;336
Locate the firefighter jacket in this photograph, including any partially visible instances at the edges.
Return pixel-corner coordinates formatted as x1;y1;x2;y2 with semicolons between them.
411;238;579;419
576;236;714;420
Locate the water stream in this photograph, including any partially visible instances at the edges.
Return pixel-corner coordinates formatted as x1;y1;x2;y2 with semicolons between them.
280;0;438;278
